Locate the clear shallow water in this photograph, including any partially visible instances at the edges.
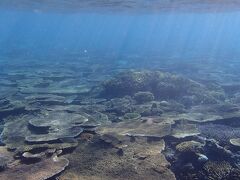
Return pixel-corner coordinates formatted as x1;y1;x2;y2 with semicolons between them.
1;2;240;180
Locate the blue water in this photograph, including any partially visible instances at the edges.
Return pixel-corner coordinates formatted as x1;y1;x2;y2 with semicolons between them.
1;8;240;62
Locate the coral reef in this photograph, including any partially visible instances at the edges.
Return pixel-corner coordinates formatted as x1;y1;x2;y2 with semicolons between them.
60;135;176;180
0;147;15;171
0;155;69;180
202;161;232;180
105;97;133;115
1;112;84;151
229;168;240;180
1;61;240;180
101;70;224;106
176;141;204;153
26;111;87;143
0;98;25;118
198;123;240;144
122;112;141;121
97;117;172;138
171;121;200;138
22;151;46;160
133;91;154;104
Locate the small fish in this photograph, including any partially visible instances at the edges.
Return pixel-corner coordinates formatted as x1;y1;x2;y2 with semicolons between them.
197;153;208;163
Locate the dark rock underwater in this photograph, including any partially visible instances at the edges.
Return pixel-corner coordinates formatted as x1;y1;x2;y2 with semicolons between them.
1;58;240;180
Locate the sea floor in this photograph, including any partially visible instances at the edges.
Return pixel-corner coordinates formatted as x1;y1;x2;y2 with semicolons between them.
1;55;240;180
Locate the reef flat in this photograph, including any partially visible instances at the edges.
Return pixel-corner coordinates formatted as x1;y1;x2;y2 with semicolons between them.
1;57;240;180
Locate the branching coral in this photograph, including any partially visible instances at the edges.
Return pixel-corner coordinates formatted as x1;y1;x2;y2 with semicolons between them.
202;161;232;180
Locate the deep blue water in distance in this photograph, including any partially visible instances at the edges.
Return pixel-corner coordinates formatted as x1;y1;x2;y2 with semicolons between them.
1;9;240;62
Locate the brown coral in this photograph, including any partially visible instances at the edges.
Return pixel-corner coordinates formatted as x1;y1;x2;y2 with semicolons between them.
0;156;69;180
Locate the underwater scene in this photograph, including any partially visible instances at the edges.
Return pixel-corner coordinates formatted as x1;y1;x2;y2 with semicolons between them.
1;1;240;180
